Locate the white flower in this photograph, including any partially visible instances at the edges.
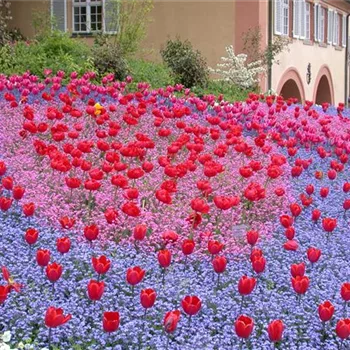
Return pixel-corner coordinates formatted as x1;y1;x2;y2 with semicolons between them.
16;343;24;350
1;332;11;343
209;45;266;89
0;344;11;350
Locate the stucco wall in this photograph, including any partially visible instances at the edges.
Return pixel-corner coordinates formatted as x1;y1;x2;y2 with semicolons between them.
141;1;235;68
272;39;347;104
8;1;49;38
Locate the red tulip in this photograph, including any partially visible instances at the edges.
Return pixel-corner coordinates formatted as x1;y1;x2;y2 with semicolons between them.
307;247;321;263
46;262;63;283
104;208;118;224
84;179;101;191
45;306;72;328
158;249;171;268
65;177;81;189
87;280;105;301
0;197;12;211
181;295;202;316
92;255;111;275
126;266;145;285
246;231;259;246
291;275;309;294
2;176;13;190
283;240;298;251
341;283;350;302
280;215;293;228
267;319;284;342
305;184;314;195
290;203;302;217
191;197;210;213
238;276;256;295
36;249;50;267
181;239;195;255
133;224;147;241
59;216;75;229
250;248;263;263
84;224;99;242
23;202;35;216
318;301;335;322
0;285;8;304
103;312;120;332
290;262;305;277
212;255;227;274
322;218;337;232
164;310;181;333
311;209;321;222
25;228;38;245
320;187;329;198
140;288;156;309
0;161;6;176
252;255;266;274
285;227;295;240
12;186;25;200
208;240;224;255
122;202;141;217
56;237;70;254
336;319;350;339
235;315;254;339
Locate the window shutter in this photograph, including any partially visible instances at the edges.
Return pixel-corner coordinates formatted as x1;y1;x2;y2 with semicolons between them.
314;4;319;41
51;0;67;32
343;15;347;47
275;0;283;35
300;0;306;39
319;6;323;42
327;10;333;44
333;12;338;45
104;0;118;34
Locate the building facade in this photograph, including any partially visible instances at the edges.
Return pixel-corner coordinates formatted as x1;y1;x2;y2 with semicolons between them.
6;0;350;104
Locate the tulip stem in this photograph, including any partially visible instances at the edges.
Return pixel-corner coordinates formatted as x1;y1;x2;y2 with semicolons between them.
188;315;192;328
216;274;220;290
166;334;170;350
48;328;52;348
343;302;347;317
162;269;166;285
239;295;244;314
239;338;244;350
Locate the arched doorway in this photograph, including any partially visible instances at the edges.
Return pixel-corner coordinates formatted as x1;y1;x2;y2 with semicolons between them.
280;79;302;101
313;66;334;105
277;68;305;103
315;76;332;104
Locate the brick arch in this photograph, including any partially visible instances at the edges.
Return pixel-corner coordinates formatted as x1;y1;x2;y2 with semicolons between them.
313;65;334;105
277;68;306;103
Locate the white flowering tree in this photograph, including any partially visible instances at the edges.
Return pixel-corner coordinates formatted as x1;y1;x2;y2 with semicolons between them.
209;45;266;90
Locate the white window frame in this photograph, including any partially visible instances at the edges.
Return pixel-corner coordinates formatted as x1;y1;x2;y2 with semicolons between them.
73;0;103;34
333;11;339;46
275;0;290;36
328;9;334;45
305;2;310;40
342;14;347;48
320;7;325;43
293;0;307;40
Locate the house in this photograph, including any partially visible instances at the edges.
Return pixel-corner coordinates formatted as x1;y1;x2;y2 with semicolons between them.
6;0;350;104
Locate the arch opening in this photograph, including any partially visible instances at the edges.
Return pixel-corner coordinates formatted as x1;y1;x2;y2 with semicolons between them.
315;75;332;105
279;79;302;102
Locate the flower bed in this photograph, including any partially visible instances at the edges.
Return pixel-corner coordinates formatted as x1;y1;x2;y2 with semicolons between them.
0;72;349;349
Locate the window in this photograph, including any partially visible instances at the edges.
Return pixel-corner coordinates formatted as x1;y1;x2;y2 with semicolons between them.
342;15;347;48
333;12;339;46
328;9;334;44
305;2;310;40
293;0;307;39
72;0;117;34
315;4;325;43
275;0;289;36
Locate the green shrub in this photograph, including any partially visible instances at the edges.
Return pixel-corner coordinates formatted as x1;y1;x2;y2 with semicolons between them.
160;38;209;88
128;59;174;88
0;31;94;78
191;81;251;102
92;42;128;81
